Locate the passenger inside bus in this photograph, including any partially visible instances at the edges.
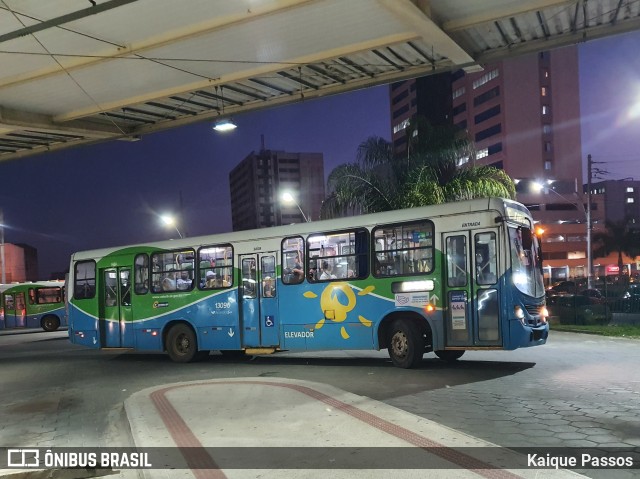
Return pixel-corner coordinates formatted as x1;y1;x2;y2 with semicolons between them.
203;270;230;289
291;253;303;281
177;271;192;290
308;259;317;281
320;261;337;280
162;270;177;291
263;276;275;297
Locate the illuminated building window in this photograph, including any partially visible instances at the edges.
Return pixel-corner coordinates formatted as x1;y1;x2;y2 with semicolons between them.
472;69;499;89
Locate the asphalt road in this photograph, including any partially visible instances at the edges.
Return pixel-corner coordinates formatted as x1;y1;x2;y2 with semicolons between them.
0;329;638;478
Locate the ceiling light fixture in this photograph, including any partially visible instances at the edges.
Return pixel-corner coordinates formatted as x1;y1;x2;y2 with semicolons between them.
212;85;237;132
213;119;237;132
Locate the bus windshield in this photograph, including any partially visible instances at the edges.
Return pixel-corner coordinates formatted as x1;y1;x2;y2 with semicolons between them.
508;226;544;297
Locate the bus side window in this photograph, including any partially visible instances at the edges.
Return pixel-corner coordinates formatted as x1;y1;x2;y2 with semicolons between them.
242;258;257;298
134;254;149;294
282;236;305;285
475;232;497;285
447;235;467;287
74;261;96;299
121;269;131;306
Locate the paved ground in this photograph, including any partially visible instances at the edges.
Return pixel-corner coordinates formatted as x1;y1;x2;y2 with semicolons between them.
122;377;585;479
1;328;638;478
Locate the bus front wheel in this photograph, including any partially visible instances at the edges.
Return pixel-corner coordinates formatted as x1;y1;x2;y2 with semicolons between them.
166;324;208;363
435;350;465;362
41;315;60;332
387;320;423;369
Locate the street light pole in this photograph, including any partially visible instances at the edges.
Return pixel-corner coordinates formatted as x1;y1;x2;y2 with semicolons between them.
534;181;591;288
0;208;5;284
586;155;593;289
160;215;184;239
281;192;310;223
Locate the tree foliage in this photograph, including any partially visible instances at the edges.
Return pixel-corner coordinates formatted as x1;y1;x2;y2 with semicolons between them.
592;219;640;279
320;118;516;219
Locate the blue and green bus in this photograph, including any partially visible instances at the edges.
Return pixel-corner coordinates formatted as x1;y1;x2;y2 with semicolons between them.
0;281;67;332
67;197;548;367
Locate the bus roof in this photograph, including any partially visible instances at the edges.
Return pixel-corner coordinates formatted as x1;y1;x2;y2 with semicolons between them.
0;280;65;292
70;197;526;261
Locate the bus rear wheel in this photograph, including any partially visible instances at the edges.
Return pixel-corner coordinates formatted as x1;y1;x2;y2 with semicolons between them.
166;324;208;363
41;315;60;332
435;350;465;362
387;320;423;369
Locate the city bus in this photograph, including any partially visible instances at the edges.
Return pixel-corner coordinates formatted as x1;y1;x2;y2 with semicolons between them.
0;281;67;332
67;197;548;367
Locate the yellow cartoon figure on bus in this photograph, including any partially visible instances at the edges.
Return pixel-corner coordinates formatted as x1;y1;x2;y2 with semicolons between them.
304;282;375;340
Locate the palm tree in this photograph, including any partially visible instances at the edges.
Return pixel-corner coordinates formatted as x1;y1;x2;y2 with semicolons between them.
320;118;516;219
592;219;640;282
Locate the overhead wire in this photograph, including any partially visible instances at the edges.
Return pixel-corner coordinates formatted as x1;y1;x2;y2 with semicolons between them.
0;0;128;135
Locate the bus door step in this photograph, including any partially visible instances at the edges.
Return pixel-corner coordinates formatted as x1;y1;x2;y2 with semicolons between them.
244;348;276;355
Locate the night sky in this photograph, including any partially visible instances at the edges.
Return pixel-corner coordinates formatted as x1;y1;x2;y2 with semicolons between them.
0;86;391;278
2;29;640;279
579;30;640;180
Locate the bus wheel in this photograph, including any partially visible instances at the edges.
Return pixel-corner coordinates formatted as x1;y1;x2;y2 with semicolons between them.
387;320;423;369
166;324;207;363
435;350;465;362
41;315;60;332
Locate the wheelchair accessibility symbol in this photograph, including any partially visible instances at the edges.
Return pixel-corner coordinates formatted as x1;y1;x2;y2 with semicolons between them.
265;315;274;327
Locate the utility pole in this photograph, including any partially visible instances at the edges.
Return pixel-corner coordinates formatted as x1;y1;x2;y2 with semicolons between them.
586;154;593;289
0;208;5;284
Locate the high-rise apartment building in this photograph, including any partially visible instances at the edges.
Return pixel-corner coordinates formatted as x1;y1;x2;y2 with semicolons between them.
229;146;325;231
390;46;586;281
589;179;640;226
587;179;640;277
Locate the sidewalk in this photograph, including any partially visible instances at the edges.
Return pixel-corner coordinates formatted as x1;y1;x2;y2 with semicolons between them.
0;376;593;479
122;377;586;479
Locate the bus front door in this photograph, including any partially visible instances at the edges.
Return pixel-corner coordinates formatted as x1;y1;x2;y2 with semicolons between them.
239;253;279;349
443;229;502;348
99;268;134;348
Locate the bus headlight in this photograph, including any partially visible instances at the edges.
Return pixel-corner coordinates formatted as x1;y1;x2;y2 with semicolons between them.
514;305;525;323
538;306;549;324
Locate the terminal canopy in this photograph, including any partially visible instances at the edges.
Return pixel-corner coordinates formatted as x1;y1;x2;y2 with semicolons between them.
0;0;638;161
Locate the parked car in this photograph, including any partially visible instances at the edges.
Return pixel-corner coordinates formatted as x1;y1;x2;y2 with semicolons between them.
578;288;605;304
546;280;581;295
546;294;611;325
609;284;640;313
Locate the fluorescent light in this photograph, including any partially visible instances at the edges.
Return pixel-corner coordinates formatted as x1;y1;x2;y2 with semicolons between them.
213;119;237;131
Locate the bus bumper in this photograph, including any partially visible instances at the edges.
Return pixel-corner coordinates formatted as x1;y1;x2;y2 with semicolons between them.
508;320;549;349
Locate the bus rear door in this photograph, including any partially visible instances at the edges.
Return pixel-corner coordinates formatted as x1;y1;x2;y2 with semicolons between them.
239;252;279;349
443;228;502;348
3;291;26;328
99;267;134;348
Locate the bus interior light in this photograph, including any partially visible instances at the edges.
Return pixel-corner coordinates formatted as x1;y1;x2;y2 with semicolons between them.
395;280;434;293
